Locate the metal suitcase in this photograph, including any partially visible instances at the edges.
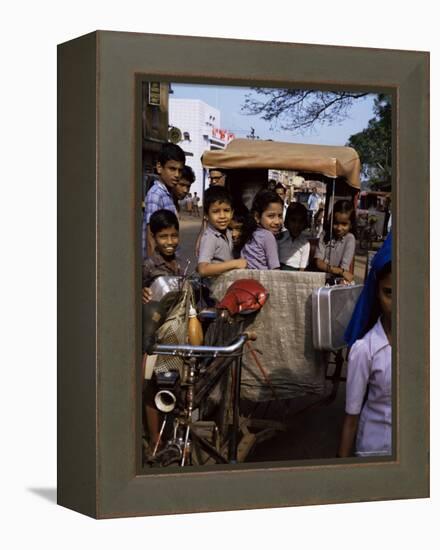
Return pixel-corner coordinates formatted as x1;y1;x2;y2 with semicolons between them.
312;283;363;351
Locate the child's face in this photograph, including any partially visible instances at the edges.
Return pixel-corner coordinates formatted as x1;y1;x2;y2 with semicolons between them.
229;220;243;244
206;201;233;232
153;226;179;258
332;211;351;239
174;178;191;200
286;214;306;239
377;271;392;323
156;160;184;190
255;202;283;235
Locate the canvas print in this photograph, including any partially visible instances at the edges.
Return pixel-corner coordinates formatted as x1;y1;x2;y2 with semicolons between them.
139;80;392;469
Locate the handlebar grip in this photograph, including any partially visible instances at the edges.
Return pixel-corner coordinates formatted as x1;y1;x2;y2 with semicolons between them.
244;331;257;342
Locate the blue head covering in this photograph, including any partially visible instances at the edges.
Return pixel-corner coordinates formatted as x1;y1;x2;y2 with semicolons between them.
344;232;392;347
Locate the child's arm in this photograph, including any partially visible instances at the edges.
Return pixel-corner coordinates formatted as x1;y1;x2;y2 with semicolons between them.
146;225;155;257
264;232;280;270
194;219;207;257
142;260;154;303
338;413;360;457
299;241;310;271
198;258;247;277
142;287;153;304
339;233;356;282
197;230;247;276
314;240;354;281
315;260;354;282
338;339;371;456
314;238;330;273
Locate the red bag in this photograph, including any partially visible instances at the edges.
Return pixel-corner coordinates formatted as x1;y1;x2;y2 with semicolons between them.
216;279;268;316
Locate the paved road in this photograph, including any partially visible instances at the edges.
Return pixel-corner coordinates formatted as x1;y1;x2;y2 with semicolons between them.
178;213;203;275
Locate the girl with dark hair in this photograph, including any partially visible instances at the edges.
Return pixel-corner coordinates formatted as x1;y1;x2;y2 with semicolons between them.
239;190;284;270
314;199;356;282
338;234;392;458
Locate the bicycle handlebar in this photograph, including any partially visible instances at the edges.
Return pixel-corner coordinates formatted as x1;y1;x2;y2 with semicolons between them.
152;331;257;358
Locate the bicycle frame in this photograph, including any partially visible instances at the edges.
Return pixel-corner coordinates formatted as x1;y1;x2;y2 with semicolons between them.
149;332;255;467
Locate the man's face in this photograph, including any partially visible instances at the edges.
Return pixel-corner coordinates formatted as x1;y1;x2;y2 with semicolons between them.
275;187;286;202
209;170;226;187
157;160;184;190
174;178;191;200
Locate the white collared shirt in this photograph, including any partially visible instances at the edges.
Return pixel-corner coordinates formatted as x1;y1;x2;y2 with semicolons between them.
277;230;310;269
346;318;392;457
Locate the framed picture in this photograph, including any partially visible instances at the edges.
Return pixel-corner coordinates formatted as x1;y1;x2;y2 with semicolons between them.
57;31;429;518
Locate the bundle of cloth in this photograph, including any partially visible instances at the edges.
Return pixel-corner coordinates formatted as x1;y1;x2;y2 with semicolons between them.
211;269;327;401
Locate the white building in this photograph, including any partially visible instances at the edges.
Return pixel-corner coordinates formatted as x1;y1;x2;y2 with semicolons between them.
169;98;234;201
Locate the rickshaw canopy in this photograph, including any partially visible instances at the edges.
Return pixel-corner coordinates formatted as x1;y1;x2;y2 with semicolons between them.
201;139;361;189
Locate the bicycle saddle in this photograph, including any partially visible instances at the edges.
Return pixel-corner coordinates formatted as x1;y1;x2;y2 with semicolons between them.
216;279;268;316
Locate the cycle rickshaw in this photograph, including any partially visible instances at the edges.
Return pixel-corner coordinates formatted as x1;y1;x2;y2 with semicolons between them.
143;139;363;467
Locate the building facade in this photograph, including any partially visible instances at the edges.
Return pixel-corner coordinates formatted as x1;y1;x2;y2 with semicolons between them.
169;98;234;201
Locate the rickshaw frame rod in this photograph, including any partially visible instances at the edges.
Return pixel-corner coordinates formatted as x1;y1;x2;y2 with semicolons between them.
190;428;229;464
193;356;235;408
229;355;243;462
152;333;251;357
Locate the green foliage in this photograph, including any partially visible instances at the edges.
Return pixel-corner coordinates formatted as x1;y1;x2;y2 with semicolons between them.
347;94;392;189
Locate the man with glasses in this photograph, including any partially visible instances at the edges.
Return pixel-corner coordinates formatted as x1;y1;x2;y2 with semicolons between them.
208;168;227;187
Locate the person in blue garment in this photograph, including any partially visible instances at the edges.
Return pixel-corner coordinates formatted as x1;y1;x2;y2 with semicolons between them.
338;233;392;458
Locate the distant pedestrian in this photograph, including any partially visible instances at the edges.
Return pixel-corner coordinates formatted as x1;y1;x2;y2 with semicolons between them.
274;182;288;221
186;192;193;215
192;192;200;216
307;187;321;226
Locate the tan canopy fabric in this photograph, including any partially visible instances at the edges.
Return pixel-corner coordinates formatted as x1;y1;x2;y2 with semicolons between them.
202;139;361;189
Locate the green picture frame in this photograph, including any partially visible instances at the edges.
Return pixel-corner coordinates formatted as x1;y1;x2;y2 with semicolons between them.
57;31;429;518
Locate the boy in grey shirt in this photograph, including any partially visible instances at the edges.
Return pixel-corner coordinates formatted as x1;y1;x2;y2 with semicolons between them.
197;187;247;277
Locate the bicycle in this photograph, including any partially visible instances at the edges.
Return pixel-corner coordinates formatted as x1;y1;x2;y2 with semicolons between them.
146;329;256;467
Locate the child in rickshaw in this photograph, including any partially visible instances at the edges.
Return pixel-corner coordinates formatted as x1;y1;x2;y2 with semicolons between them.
238;189;283;270
142;209;185;304
142;209;187;454
229;210;250;259
277;202;310;271
338;234;392;458
197;186;247;277
314;199;356;282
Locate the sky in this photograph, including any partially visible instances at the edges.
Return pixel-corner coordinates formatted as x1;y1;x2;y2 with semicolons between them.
172;82;377;147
